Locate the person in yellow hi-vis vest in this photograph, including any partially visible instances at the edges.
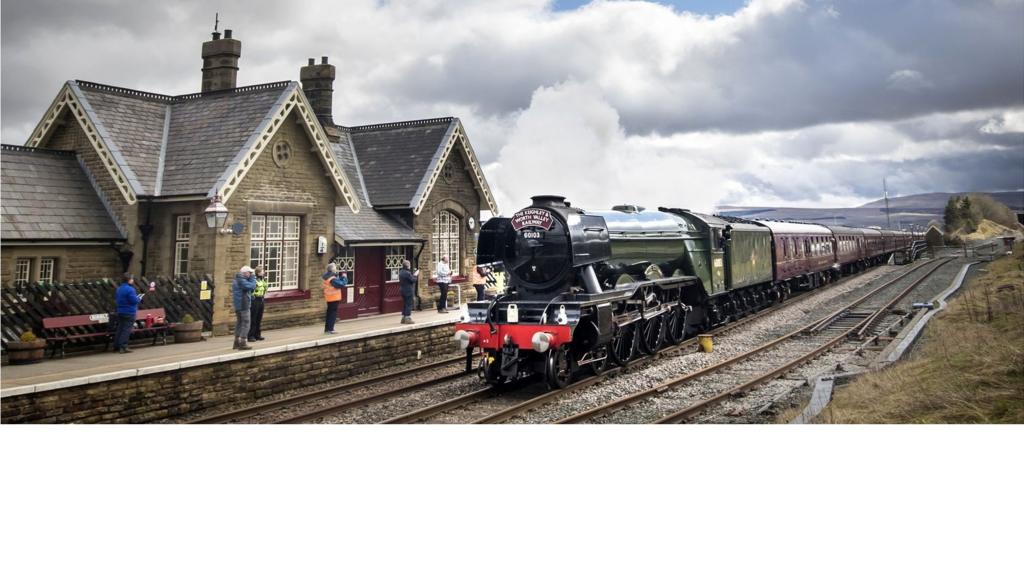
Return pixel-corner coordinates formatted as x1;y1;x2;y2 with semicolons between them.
248;266;268;342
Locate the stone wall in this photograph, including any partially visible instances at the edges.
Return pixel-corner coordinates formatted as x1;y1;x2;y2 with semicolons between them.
46;119;138;260
413;150;483;307
0;245;121;285
209;111;342;334
1;324;460;424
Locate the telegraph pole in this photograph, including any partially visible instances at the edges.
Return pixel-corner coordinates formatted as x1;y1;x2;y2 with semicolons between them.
883;177;892;229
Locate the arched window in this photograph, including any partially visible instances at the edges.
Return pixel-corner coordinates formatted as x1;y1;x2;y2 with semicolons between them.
432;210;460;276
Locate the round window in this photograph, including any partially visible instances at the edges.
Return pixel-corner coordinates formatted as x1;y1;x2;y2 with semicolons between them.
273;140;293;168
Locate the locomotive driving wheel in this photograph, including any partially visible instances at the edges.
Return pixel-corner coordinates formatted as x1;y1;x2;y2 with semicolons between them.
544;347;574;389
665;307;686;345
609;324;637;366
638;314;666;355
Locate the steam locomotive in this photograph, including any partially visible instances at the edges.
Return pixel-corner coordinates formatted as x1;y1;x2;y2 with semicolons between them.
454;195;919;388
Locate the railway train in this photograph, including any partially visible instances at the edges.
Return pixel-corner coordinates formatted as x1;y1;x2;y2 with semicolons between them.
454;195;922;388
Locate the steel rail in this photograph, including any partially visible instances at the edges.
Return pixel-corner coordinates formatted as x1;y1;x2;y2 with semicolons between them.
275;369;474;424
380;388;496;423
655;257;952;424
558;257;950;424
190;355;470;424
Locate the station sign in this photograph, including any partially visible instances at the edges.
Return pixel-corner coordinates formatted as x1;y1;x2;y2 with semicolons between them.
511;208;554;231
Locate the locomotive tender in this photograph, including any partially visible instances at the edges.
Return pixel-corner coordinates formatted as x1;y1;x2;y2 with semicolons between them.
454;195;918;388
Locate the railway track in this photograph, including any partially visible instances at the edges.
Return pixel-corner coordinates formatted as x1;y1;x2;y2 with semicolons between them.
189;355;475;424
560;256;952;424
383;262;899;424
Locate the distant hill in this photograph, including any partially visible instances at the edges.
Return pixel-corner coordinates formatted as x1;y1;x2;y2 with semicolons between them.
719;190;1024;229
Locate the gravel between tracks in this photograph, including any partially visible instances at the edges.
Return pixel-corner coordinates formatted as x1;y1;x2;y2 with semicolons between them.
318;375;488;424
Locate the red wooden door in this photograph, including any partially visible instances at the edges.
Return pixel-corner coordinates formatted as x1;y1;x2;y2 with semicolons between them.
355;247;383;315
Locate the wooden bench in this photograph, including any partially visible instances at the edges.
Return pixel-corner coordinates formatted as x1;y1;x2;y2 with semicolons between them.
42;313;113;358
133;307;171;347
42;307;172;358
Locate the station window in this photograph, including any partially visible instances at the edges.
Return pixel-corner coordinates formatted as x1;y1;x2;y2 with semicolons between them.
431;210;460;276
174;215;191;277
333;246;356;285
39;258;56;283
385;246;409;282
14;258;31;286
251;214;301;291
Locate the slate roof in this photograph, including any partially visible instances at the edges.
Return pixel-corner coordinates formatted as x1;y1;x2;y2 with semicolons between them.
1;146;124;241
347;118;455;207
334;206;422;244
70;80;293;198
330;136;371;208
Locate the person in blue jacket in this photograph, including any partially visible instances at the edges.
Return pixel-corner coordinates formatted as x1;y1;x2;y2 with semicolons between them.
232;265;257;350
399;260;419;324
113;273;143;353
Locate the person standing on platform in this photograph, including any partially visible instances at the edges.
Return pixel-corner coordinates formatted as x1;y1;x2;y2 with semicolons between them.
322;263;348;334
113;273;144;353
435;254;452;313
470;264;489;301
399;260;419;324
232;265;256;350
248;265;268;342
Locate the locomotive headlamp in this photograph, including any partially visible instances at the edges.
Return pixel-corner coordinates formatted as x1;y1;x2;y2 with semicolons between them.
531;332;555;353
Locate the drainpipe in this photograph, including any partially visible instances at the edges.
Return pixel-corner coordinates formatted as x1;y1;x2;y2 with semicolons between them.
413;241;426;311
137;200;155;276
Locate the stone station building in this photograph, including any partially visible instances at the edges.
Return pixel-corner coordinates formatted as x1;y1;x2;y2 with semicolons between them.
1;30;498;333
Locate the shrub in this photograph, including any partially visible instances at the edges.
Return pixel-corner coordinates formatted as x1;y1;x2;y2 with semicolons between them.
181;313;196;323
19;330;38;342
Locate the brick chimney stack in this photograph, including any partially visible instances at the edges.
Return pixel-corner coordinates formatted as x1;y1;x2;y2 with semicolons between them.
300;56;336;127
201;29;241;92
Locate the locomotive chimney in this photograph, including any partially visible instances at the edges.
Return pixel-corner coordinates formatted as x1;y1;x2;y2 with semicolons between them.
531;195;567;208
301;56;336;127
201;28;242;92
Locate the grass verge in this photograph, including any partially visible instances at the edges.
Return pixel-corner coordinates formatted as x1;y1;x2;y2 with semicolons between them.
814;248;1024;423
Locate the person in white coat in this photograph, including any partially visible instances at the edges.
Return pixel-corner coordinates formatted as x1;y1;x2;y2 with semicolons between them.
435;255;452;313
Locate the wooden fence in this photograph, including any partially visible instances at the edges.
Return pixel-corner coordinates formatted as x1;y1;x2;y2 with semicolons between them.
1;274;214;344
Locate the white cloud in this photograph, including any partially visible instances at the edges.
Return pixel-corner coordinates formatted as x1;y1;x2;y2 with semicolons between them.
981;110;1024;134
2;0;1022;211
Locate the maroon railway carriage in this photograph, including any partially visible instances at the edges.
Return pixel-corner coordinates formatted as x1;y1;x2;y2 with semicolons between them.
823;224;868;274
756;220;838;290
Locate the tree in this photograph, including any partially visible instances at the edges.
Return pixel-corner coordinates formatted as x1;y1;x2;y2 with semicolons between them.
944;196;961;232
959;196;975;233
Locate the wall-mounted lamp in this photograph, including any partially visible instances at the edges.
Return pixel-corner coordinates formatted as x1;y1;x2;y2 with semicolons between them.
204;194;231;233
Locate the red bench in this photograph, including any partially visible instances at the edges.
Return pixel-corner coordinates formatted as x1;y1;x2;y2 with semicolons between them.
42;313;113;358
42;307;171;358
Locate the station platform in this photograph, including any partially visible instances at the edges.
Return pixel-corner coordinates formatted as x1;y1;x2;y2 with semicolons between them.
0;308;458;397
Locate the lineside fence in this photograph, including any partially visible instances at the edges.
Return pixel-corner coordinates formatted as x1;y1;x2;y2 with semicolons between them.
1;274;214;344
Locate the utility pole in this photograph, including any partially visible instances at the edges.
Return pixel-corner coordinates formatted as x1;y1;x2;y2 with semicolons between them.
883;177;892;229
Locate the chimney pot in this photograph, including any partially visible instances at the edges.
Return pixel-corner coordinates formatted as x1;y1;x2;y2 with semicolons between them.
300;55;336;127
201;29;241;92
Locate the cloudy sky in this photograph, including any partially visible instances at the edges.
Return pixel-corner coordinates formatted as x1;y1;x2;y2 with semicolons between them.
2;0;1022;214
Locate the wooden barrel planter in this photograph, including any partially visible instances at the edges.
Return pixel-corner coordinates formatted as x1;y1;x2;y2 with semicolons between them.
172;321;204;343
5;339;48;364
